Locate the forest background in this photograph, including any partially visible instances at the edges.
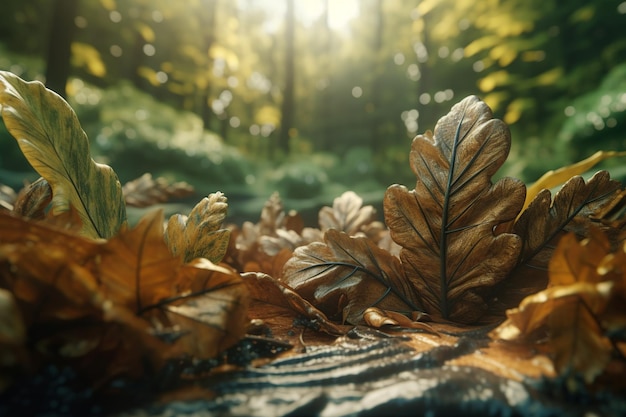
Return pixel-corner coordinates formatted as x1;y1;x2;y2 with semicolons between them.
1;0;625;224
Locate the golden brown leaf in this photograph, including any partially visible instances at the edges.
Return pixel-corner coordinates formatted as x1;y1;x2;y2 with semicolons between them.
283;229;421;325
164;192;230;264
232;192;321;276
514;171;621;273
363;307;437;333
12;177;52;219
97;209;180;310
242;271;344;336
161;259;250;358
492;230;620;386
384;95;525;323
123;173;194;208
318;191;384;239
523;150;626;212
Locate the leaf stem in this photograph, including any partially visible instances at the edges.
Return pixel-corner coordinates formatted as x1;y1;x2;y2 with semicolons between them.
439;115;464;319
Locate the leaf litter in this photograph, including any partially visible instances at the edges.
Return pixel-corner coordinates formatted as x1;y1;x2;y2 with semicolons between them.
0;71;625;410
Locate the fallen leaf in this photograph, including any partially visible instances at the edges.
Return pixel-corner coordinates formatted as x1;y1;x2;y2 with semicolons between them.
319;191;385;240
515;171;621;273
492;230;619;386
161;259;250;358
496;172;624;310
242;271;344;336
92;209;178;311
12;177;52;220
123;173;194;208
523;150;626;212
384;95;525;323
164;192;230;264
283;229;421;325
0;71;127;239
363;307;437;333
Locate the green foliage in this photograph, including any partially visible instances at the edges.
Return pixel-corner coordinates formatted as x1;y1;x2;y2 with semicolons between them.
557;63;626;158
68;80;253;196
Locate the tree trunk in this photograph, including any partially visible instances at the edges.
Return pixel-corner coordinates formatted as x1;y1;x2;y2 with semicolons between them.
369;0;384;152
199;0;218;131
278;0;295;155
44;0;79;98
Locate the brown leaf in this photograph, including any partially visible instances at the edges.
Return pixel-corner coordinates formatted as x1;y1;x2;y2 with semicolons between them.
123;173;194;208
283;229;421;325
494;172;624;311
97;209;180;310
232;192;321;276
383;95;525;323
514;171;621;273
12;177;52;220
164;192;230;264
492;230;618;386
161;259;250;358
242;271;344;336
319;191;384;239
363;307;437;334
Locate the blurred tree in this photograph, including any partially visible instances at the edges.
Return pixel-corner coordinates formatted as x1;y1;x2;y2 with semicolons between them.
278;0;295;155
45;0;79;97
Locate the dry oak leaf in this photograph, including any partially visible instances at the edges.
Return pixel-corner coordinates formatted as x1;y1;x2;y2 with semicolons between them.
164;192;230;264
0;212;171;381
492;231;619;386
123;173;195;208
97;209;249;358
319;191;385;240
491;171;624;313
384;95;525;324
283;229;422;326
232;192;321;276
0;209;249;383
514;171;622;274
242;271;344;336
159;259;250;358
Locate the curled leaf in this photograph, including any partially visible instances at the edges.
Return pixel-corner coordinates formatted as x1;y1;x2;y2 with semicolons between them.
384;95;525;323
283;229;421;325
363;307;437;333
242;271;343;336
12;177;52;220
0;71;126;239
492;230;620;386
165;192;230;264
162;259;250;358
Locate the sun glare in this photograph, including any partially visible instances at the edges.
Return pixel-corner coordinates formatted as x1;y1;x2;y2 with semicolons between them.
247;0;360;32
298;0;360;30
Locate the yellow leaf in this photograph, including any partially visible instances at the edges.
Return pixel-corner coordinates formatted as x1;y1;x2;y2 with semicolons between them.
0;72;126;239
165;193;230;264
71;42;106;78
523;151;626;212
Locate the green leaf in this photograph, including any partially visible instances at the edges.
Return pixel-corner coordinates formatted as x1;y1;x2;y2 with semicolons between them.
164;192;230;263
0;71;126;239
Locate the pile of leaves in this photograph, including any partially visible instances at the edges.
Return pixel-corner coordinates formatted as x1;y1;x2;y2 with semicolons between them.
1;70;625;400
